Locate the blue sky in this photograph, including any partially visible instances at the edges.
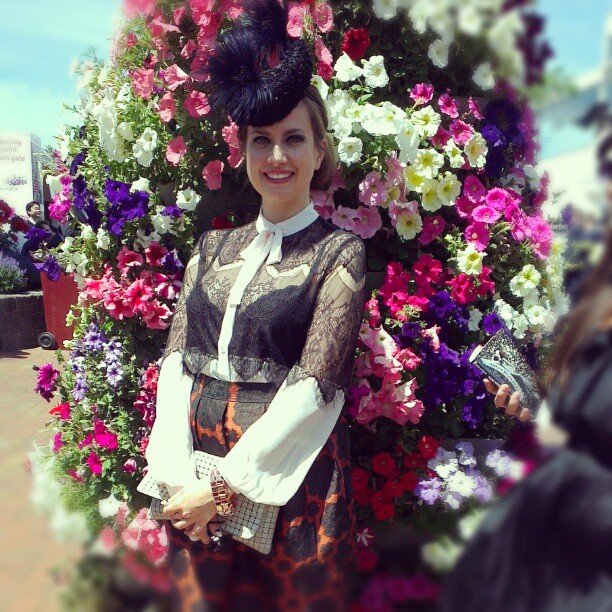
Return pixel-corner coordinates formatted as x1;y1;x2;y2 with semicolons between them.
1;0;610;149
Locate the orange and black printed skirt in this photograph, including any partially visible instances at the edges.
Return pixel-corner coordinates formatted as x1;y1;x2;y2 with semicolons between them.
165;375;357;612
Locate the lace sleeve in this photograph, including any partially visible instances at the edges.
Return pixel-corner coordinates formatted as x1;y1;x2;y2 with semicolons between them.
162;232;209;364
285;235;367;403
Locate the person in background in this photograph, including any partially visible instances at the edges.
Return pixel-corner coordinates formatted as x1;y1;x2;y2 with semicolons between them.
24;201;43;229
440;225;612;611
21;220;62;260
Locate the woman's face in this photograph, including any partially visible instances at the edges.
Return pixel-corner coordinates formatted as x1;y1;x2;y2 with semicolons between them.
244;101;326;210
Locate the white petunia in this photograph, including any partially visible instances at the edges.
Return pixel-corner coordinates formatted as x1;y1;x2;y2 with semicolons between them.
362;104;397;136
117;121;134;142
422;538;462;573
311;75;329;99
96;229;110;251
495;299;517;325
414;148;444;179
373;0;398;20
131;177;151;193
456;243;485;276
457;5;484;36
404;165;425;193
396;119;420;164
458;510;485;541
428;448;459;479
443;139;465;168
473;62;496;90
134;227;162;250
420;178;443;212
152;210;173;235
133;127;158;167
437;172;461;206
464;133;488;168
116;83;132;110
428;39;450;69
362;55;389;89
446;471;477;498
512;314;529;339
81;225;95;241
525;304;547;331
98;491;123;518
177;187;200;211
510;264;542;297
337;136;363;165
411;106;442;138
45;174;63;197
467;308;483;331
395;209;423;241
334;53;363;82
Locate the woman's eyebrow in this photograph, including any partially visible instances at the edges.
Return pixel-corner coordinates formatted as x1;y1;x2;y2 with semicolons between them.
251;128;306;136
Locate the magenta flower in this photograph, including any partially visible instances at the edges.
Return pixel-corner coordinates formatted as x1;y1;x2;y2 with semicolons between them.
117;246;144;271
87;452;103;475
93;421;118;450
455;196;478;220
472;204;501;224
35;363;60;402
410;83;434;105
418;215;445;246
52;433;63;453
469;96;484;120
438;93;459;118
449;120;474;145
78;433;94;449
465;222;490;251
486;187;512;211
462;175;486;203
144;242;168;268
122;458;138;474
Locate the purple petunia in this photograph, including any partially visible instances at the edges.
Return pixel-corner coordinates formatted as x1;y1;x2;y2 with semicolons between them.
161;205;183;218
34;255;61;282
82;323;108;353
483;312;504;335
415;477;443;505
161;250;184;274
34;363;60;402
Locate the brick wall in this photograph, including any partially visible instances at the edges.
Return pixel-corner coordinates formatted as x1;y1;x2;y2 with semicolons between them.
0;291;46;352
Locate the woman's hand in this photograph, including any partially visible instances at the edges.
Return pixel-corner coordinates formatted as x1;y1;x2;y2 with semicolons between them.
484;378;532;422
162;481;218;544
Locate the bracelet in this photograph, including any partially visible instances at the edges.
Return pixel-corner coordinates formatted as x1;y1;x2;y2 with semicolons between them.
210;468;235;516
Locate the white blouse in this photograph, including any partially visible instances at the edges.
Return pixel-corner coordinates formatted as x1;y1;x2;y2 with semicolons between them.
145;203;350;505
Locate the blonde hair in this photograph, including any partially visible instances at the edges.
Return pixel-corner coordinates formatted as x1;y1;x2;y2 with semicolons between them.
238;84;336;191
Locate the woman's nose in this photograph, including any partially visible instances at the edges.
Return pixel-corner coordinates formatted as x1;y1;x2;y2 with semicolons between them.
269;144;287;164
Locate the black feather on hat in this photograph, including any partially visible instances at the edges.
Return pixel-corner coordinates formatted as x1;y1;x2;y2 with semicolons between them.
207;0;314;127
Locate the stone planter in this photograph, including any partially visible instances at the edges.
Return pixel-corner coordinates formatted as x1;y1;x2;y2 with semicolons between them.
0;291;46;352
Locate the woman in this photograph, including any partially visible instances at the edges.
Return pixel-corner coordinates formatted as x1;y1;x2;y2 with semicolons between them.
143;2;366;610
440;226;612;611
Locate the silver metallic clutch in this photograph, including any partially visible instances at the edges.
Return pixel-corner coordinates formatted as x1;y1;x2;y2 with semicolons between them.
137;451;279;554
469;329;540;416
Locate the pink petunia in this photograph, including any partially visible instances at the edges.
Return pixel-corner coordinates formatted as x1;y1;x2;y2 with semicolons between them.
455;195;478;219
317;60;333;81
465;221;490;251
469;97;484;120
125;278;154;314
431;126;451;148
463;175;486;203
181;39;197;60
449;120;475;146
163;64;190;91
418;215;445;246
132;68;155;99
413;254;443;287
141;300;172;330
421;325;441;352
526;216;554;259
438;93;459;118
385;152;404;186
184;90;210;118
87;451;103;475
125;32;138;48
166;136;187;166
353;206;382;239
94;420;118;450
472;204;501;225
53;433;63;453
122;458;138;474
359;171;388;207
287;1;308;38
157;92;175;123
124;0;156;18
312;190;335;220
117;246;144;271
314;3;333;32
78;433;94;449
152;272;182;300
331;205;358;232
410;83;434;105
144;242;168;268
395;348;421;371
201;160;224;190
486;187;511;211
173;5;186;25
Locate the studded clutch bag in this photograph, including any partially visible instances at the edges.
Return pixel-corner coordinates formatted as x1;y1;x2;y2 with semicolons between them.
469;328;540;416
137;451;279;554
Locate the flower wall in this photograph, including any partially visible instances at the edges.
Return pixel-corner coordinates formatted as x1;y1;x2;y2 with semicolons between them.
36;0;562;605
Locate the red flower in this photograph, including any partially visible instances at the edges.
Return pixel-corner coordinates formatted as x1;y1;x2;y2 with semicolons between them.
371;452;397;477
417;436;441;460
49;402;71;419
354;487;374;506
373;502;395;521
351;466;370;491
10;216;28;233
341;28;371;61
399;471;419;493
402;452;426;469
212;215;233;230
383;479;403;499
356;547;379;572
0;199;14;224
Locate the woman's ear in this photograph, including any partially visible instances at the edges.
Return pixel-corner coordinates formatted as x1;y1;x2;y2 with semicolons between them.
315;137;327;170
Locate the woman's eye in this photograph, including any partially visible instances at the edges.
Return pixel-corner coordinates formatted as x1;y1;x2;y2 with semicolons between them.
253;136;269;145
287;135;304;143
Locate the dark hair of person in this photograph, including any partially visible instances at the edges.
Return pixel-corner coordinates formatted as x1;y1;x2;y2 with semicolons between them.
26;201;40;214
35;220;51;230
544;225;612;392
237;84;336;192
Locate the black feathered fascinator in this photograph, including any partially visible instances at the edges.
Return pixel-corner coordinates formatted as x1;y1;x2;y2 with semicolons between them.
207;0;314;127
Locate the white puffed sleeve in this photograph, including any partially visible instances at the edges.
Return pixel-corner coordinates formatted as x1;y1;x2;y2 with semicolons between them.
217;237;367;505
144;352;199;491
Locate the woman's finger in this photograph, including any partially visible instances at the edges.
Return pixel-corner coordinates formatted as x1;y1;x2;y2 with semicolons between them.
172;519;193;530
495;384;510;409
483;378;498;395
505;391;521;416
